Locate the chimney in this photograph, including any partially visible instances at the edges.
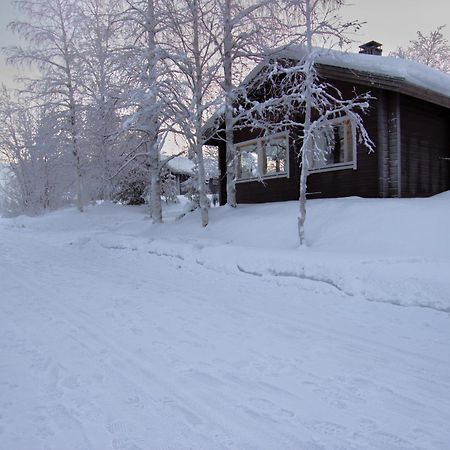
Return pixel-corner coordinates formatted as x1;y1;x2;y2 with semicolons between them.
359;41;382;56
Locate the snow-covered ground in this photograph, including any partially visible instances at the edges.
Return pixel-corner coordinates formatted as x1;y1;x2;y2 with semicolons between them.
1;195;450;449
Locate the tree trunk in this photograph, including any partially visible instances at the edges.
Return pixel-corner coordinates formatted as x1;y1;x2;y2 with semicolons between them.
62;7;83;213
298;0;313;245
74;149;84;212
192;0;209;227
223;0;237;207
145;0;162;223
148;141;162;223
298;134;309;246
195;142;209;227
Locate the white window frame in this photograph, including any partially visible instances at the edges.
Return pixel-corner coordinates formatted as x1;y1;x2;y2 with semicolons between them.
308;116;357;174
235;131;290;183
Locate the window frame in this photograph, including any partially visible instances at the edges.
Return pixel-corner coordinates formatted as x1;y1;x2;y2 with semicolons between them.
235;131;290;183
308;116;357;174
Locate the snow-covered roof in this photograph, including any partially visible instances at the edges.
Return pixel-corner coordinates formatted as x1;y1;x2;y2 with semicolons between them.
165;156;195;176
204;46;450;140
247;45;450;99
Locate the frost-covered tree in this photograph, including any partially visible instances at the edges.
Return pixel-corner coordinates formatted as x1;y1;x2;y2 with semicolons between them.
0;90;71;214
213;0;274;207
6;0;86;211
391;25;450;74
292;0;359;244
241;0;372;245
77;0;129;200
165;0;223;226
276;0;361;48
120;0;171;223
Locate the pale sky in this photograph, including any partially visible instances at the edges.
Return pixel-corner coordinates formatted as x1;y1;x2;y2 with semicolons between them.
0;0;449;88
0;0;21;87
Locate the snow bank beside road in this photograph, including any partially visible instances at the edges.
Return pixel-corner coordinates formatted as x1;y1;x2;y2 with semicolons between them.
149;193;450;312
5;193;450;312
1;194;450;449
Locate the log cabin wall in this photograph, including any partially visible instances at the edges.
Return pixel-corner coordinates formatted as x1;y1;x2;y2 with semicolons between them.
376;89;389;197
213;73;449;205
386;91;402;197
233;129;300;204
218;140;227;205
306;79;380;199
399;95;450;197
231;78;381;203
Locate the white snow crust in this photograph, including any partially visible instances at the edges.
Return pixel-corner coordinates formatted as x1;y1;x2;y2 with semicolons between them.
204;48;450;139
249;46;450;99
165;156;195;176
1;194;450;449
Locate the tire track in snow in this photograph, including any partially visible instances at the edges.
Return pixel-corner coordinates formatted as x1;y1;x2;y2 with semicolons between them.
2;230;450;449
0;238;309;449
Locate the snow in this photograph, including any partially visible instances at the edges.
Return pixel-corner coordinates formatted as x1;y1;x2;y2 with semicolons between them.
1;195;450;449
165;156;195;176
0;163;9;186
204;46;450;138
316;49;450;97
0;164;11;211
250;45;450;99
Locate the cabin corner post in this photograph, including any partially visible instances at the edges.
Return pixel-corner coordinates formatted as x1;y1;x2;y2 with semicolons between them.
377;89;389;197
218;140;228;205
396;94;402;198
387;91;402;198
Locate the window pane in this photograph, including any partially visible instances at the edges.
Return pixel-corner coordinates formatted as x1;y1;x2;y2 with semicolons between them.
262;137;287;176
342;119;354;162
311;118;354;170
237;143;258;179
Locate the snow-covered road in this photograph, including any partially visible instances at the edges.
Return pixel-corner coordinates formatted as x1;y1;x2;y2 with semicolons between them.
1;206;450;449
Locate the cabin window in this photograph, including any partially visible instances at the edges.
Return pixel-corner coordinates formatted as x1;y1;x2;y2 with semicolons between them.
236;133;289;181
237;142;259;179
309;116;356;172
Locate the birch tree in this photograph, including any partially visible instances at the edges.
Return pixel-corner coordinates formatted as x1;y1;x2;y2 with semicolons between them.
213;0;273;207
391;25;450;74
121;0;169;223
7;0;85;211
232;0;371;244
271;0;369;244
165;0;222;226
0;90;69;214
77;0;129;200
0;91;38;213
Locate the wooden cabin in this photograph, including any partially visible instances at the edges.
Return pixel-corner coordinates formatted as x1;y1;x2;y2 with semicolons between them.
205;44;450;205
164;156;194;195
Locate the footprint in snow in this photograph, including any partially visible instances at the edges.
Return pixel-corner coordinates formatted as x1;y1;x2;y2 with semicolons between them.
108;421;143;450
111;437;143;450
358;418;377;432
36;424;56;439
370;430;415;449
61;375;80;390
304;420;348;437
242;397;295;422
107;421;129;435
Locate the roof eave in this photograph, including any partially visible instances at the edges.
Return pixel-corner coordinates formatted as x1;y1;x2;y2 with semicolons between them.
317;63;450;109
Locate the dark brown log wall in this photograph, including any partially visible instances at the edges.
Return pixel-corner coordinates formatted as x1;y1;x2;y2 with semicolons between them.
218;140;227;205
234;79;380;203
306;80;380;199
214;79;449;205
400;95;450;197
234;130;300;204
306;129;379;198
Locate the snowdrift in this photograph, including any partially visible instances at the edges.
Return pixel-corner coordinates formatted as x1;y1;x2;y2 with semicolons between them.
2;194;450;449
5;193;450;312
